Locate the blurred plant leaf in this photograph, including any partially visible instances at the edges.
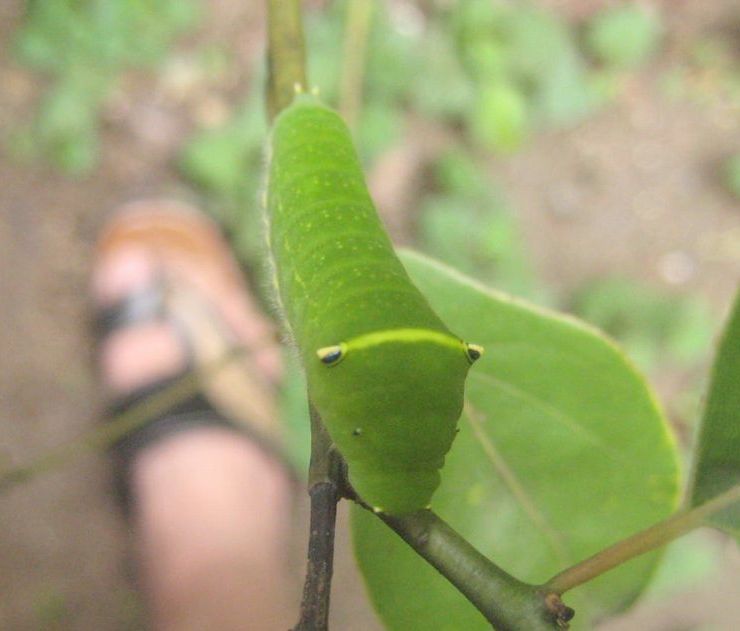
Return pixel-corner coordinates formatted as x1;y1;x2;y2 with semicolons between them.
355;99;403;163
307;0;418;117
500;6;601;126
419;151;542;301
585;3;662;70
534;52;602;127
363;3;421;104
34;75;103;174
411;25;474;119
470;82;529;153
687;290;740;537
179;99;264;196
178;96;267;264
13;0;199;173
279;352;311;476
570;278;714;373
641;530;723;601
454;2;601;133
495;6;578;87
305;4;344;103
723;155;740;200
353;251;680;629
433;150;489;201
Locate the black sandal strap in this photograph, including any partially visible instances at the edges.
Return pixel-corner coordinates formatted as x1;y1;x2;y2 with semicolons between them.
94;284;166;341
108;372;296;514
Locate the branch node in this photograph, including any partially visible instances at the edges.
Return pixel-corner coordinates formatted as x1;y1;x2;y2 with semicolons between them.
543;592;575;629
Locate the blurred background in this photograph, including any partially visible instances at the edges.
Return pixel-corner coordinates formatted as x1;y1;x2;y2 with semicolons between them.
1;0;739;628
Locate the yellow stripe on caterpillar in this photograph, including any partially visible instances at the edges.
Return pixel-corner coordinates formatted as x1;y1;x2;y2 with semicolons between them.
316;329;483;366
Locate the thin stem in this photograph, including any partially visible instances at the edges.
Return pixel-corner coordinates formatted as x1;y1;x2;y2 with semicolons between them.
376;508;571;630
266;0;308;120
339;0;374;129
0;349;242;493
545;484;740;595
265;4;344;629
293;480;338;631
293;406;347;631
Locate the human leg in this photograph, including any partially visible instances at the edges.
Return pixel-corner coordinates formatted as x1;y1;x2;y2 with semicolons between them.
92;201;293;630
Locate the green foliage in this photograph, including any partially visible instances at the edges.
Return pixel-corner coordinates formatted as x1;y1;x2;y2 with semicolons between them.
418;150;542;302
178;94;266;265
687;290;740;536
353;251;680;629
278;352;312;476
640;530;723;600
13;0;199;173
570;278;714;373
354;100;403;162
410;24;474;118
305;0;611;157
451;0;602;152
179;1;420;264
723;155;740;200
585;3;662;70
305;0;418;161
470;82;529;153
12;0;664;179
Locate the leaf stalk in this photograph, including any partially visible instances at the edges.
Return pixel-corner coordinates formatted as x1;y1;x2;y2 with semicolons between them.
545;484;740;595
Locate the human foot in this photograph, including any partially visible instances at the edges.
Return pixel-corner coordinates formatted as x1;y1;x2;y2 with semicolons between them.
92;199;282;439
92;200;295;629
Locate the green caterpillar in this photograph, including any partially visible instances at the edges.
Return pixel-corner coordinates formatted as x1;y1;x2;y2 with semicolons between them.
266;92;482;514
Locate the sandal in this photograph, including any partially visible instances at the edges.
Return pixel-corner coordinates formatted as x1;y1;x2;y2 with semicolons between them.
92;199;291;510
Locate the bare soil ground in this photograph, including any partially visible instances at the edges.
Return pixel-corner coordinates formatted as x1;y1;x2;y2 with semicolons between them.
1;1;738;629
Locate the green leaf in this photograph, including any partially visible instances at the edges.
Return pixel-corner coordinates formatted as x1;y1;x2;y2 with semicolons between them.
495;7;576;85
585;4;662;70
570;278;715;373
433;150;489;200
418;190;541;301
412;26;474;119
687;289;740;536
355;100;403;162
178;97;267;264
352;251;680;629
640;530;723;601
470;82;529;153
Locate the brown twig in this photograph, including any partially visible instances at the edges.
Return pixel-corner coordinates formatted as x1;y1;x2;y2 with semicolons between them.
293;405;348;631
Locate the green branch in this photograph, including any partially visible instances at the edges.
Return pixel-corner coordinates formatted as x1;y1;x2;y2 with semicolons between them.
545;484;740;595
376;508;572;630
266;0;308;120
